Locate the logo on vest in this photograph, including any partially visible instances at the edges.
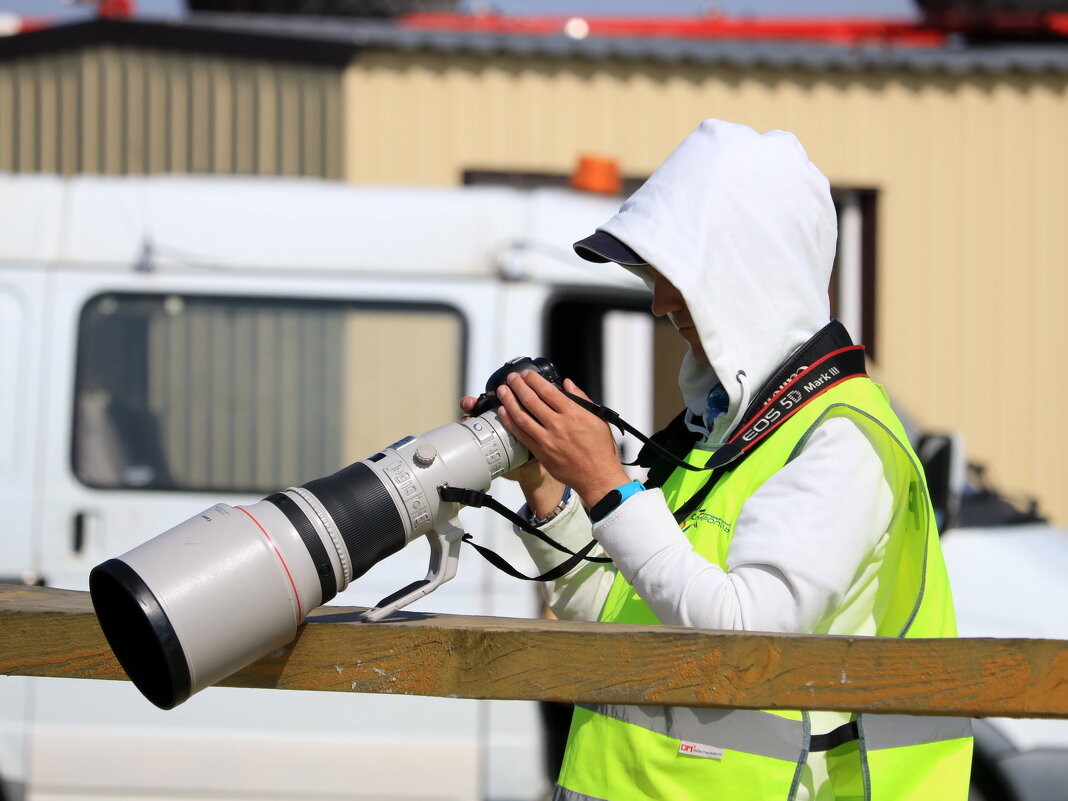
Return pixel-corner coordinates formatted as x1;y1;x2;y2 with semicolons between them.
682;510;731;534
678;740;724;760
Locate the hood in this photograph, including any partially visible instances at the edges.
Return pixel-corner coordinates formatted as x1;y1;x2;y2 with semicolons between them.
596;119;837;443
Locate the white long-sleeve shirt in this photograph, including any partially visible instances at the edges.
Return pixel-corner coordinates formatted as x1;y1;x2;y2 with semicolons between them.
517;416;893;637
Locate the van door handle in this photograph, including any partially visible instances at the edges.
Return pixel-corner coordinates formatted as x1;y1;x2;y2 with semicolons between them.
73;511;98;554
73;512;87;553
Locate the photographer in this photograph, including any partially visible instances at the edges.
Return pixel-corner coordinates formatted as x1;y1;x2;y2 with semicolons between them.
465;119;972;801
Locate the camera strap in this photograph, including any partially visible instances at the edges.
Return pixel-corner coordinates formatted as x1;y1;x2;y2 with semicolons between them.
644;320;867;523
438;484;612;582
442;320;867;582
568;320;865;477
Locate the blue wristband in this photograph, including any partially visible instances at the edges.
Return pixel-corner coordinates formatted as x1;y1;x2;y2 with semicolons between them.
589;480;645;523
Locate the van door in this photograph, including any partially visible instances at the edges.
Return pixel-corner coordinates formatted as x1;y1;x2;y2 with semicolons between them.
0;265;46;801
35;270;496;599
27;265;548;801
0;267;45;583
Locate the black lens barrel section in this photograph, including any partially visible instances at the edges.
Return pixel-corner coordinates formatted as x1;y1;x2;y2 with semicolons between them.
89;558;192;710
302;462;406;580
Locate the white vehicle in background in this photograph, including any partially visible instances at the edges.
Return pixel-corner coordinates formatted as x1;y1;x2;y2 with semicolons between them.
0;173;1064;801
945;518;1068;801
919;433;1068;801
0;174;662;801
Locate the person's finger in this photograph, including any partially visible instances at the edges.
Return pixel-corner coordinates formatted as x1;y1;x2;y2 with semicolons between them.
497;383;545;437
459;395;477;415
504;372;557;422
518;370;577;413
562;377;592;402
496;392;542;456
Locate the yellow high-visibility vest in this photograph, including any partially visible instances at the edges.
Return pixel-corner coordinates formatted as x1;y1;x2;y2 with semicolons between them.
555;376;973;801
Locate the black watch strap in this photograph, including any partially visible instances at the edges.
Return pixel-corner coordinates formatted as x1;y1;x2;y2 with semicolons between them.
589;488;623;523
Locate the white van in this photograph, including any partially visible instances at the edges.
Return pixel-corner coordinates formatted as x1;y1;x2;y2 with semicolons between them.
5;174;1066;801
0;174;671;801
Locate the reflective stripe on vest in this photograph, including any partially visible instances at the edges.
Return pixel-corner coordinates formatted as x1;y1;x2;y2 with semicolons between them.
578;704;804;762
860;714;972;750
578;705;972;759
554;786;607;801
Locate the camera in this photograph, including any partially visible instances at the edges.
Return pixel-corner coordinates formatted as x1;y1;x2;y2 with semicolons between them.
89;357;562;710
469;356;561;416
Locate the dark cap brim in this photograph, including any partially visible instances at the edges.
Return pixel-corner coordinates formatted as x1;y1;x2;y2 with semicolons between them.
573;231;648;267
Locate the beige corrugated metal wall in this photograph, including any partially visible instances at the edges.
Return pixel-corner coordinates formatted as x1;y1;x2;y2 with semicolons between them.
344;52;1068;525
0;46;343;177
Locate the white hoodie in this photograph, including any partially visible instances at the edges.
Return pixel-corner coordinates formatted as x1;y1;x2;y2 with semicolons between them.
519;120;894;643
604;118;839;441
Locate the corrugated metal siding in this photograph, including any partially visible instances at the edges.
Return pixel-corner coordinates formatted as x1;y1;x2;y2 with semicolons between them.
0;45;343;177
343;51;1068;524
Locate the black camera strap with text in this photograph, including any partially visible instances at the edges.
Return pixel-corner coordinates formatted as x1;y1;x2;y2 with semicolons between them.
667;341;866;523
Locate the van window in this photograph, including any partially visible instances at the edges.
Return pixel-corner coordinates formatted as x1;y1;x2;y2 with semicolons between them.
73;293;464;493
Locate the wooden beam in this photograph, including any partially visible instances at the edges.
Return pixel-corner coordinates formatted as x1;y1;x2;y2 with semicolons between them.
3;584;1067;718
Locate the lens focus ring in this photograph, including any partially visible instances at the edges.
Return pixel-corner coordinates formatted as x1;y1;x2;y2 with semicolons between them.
266;492;338;606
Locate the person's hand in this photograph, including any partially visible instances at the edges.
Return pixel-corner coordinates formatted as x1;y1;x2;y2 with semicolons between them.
494;371;631;508
459;395;566;518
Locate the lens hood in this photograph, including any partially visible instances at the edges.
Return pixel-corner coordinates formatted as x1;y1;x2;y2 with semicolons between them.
90;558;192;710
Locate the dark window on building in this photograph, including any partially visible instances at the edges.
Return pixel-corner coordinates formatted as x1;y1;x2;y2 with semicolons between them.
830;187;879;361
463;168;648;197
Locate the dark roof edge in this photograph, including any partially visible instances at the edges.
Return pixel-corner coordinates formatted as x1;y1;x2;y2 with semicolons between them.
0;18;357;66
1;16;1065;75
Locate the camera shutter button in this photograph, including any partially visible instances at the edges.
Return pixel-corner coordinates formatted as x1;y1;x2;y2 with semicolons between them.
414;444;438;467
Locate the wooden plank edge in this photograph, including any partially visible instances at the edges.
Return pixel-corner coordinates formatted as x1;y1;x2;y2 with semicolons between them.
2;585;1067;719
